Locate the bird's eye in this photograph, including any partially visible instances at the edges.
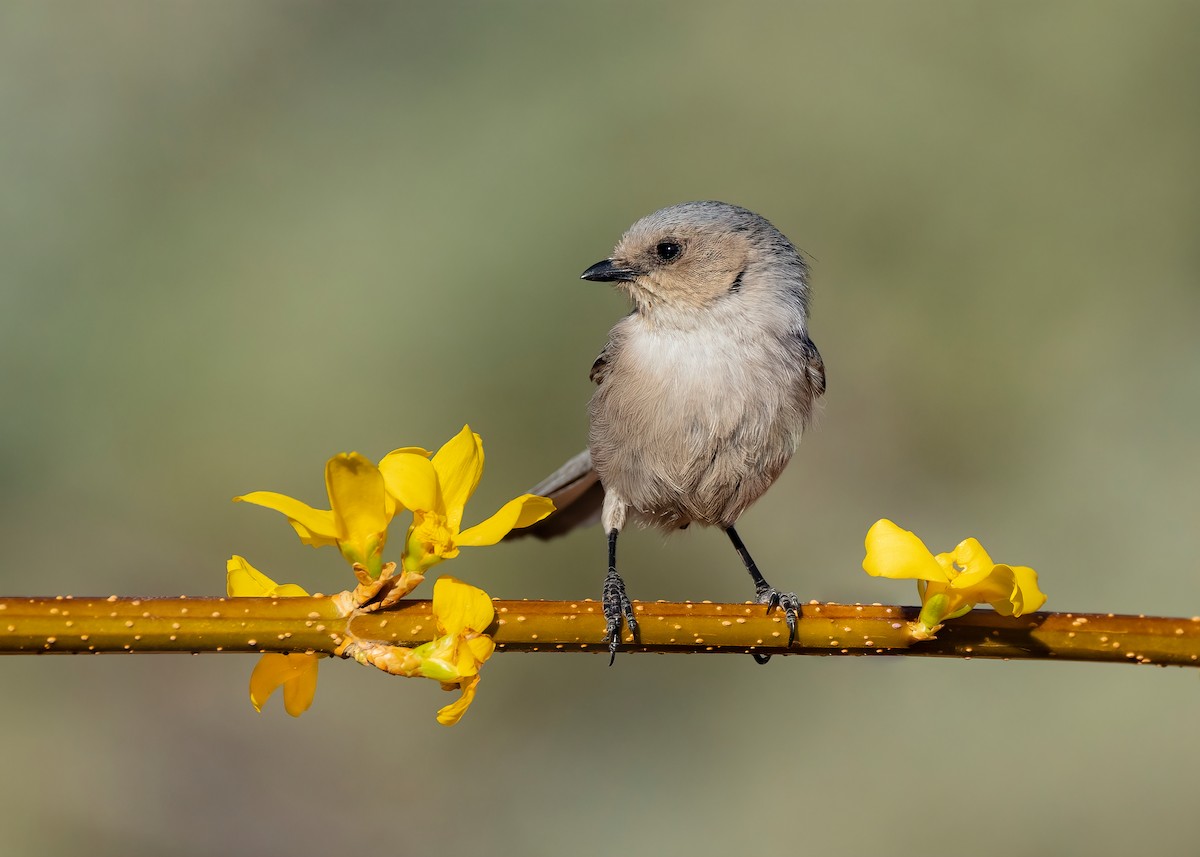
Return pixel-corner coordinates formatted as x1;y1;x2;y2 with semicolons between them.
655;241;682;261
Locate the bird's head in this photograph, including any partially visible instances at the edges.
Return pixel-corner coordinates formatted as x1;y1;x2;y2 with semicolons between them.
580;201;807;317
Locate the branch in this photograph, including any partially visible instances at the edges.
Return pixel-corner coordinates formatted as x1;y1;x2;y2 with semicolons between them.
3;596;1198;667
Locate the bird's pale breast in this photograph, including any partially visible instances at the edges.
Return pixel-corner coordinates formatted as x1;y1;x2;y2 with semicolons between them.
589;315;805;529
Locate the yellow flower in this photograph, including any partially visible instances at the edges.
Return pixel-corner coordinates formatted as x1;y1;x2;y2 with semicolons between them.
227;555;321;717
235;452;398;578
863;519;1047;634
411;576;496;725
379;425;554;574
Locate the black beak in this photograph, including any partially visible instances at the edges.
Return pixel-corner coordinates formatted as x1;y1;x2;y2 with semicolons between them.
580;259;640;283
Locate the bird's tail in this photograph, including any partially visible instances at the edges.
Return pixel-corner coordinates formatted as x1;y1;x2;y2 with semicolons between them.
506;448;603;540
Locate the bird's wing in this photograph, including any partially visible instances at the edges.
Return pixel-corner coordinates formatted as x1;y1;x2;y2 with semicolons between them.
800;335;826;397
504;448;604;540
589;345;613;385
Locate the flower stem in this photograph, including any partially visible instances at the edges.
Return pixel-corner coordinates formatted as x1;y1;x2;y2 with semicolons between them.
2;596;1199;667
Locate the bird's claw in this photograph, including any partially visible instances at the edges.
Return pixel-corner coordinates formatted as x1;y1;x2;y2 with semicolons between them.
602;567;638;665
755;584;799;649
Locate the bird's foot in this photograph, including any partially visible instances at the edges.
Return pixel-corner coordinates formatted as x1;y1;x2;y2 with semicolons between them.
602;567;638;665
754;583;800;653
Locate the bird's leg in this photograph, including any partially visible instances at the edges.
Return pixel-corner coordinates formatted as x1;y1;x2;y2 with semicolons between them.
725;525;799;659
602;528;637;664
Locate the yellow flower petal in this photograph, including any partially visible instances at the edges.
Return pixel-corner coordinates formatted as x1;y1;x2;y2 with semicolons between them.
285;519;338;549
271;584;310;598
226;556;309;598
249;653;319;716
466;634;496;663
432;576;494;636
281;656;320;716
938;538;996;587
991;564;1047;616
436;674;481;726
235;491;339;546
431;426;485;531
227;555;278;598
379;450;439;512
391;446;433;458
457;494;556;547
453;644;483;678
862;519;949;583
325;452;389;566
1011;565;1047;613
952;537;995;574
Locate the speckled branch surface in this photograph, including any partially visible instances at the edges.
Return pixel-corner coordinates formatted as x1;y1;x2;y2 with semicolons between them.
3;596;1199;667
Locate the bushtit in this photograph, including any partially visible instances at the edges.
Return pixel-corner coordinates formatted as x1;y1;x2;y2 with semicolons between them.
518;201;825;661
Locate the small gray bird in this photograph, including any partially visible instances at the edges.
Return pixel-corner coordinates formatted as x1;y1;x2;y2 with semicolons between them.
518;201;825;662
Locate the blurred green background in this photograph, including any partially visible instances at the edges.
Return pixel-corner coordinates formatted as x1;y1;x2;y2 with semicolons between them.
3;3;1199;855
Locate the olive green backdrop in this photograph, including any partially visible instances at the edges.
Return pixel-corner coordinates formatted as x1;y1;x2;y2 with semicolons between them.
2;3;1198;855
